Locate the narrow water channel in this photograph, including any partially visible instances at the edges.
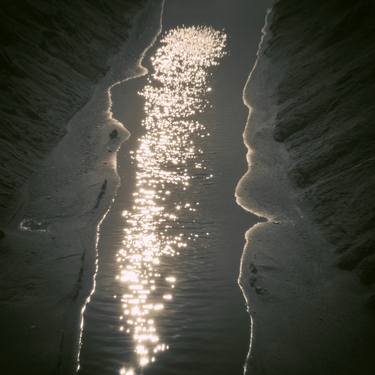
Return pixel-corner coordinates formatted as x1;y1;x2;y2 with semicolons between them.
77;1;270;374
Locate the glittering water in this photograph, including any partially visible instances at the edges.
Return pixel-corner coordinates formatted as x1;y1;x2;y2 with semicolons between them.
116;26;226;373
78;26;227;375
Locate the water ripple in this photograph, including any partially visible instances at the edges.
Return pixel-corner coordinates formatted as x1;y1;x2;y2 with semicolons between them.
116;26;226;374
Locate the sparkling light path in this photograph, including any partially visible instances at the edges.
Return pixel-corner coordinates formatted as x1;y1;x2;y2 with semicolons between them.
116;26;226;374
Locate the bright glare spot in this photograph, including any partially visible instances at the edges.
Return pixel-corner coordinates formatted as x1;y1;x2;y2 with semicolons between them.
165;276;176;283
120;368;135;375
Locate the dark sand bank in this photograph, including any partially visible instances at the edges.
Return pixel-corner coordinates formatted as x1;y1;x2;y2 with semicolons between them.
269;0;375;288
0;0;145;221
237;1;375;374
0;2;164;374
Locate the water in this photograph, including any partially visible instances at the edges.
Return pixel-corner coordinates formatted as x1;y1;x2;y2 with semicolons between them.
77;1;270;374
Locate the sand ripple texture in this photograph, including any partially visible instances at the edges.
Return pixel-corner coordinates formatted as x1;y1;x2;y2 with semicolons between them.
268;0;375;289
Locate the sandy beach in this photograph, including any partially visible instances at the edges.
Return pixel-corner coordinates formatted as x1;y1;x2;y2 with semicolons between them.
2;1;375;374
236;8;375;374
0;2;163;373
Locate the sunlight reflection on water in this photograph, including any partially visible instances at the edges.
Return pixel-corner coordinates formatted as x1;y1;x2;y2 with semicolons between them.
116;26;226;374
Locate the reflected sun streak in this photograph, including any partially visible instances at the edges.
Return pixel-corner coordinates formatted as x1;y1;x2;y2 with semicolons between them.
116;26;226;373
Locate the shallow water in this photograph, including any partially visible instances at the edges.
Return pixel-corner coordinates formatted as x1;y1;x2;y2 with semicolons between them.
77;1;269;374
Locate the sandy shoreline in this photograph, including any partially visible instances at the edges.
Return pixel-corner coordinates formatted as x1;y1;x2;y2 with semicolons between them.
0;2;164;374
77;1;272;374
236;7;375;375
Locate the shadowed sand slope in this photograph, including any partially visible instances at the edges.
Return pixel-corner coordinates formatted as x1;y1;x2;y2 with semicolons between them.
236;1;375;374
0;2;164;374
269;0;375;298
0;0;145;222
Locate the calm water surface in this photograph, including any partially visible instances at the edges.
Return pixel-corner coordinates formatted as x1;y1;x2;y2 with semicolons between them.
77;1;269;374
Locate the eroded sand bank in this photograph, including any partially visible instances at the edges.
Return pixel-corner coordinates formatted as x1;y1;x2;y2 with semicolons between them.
236;7;375;375
0;2;164;374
